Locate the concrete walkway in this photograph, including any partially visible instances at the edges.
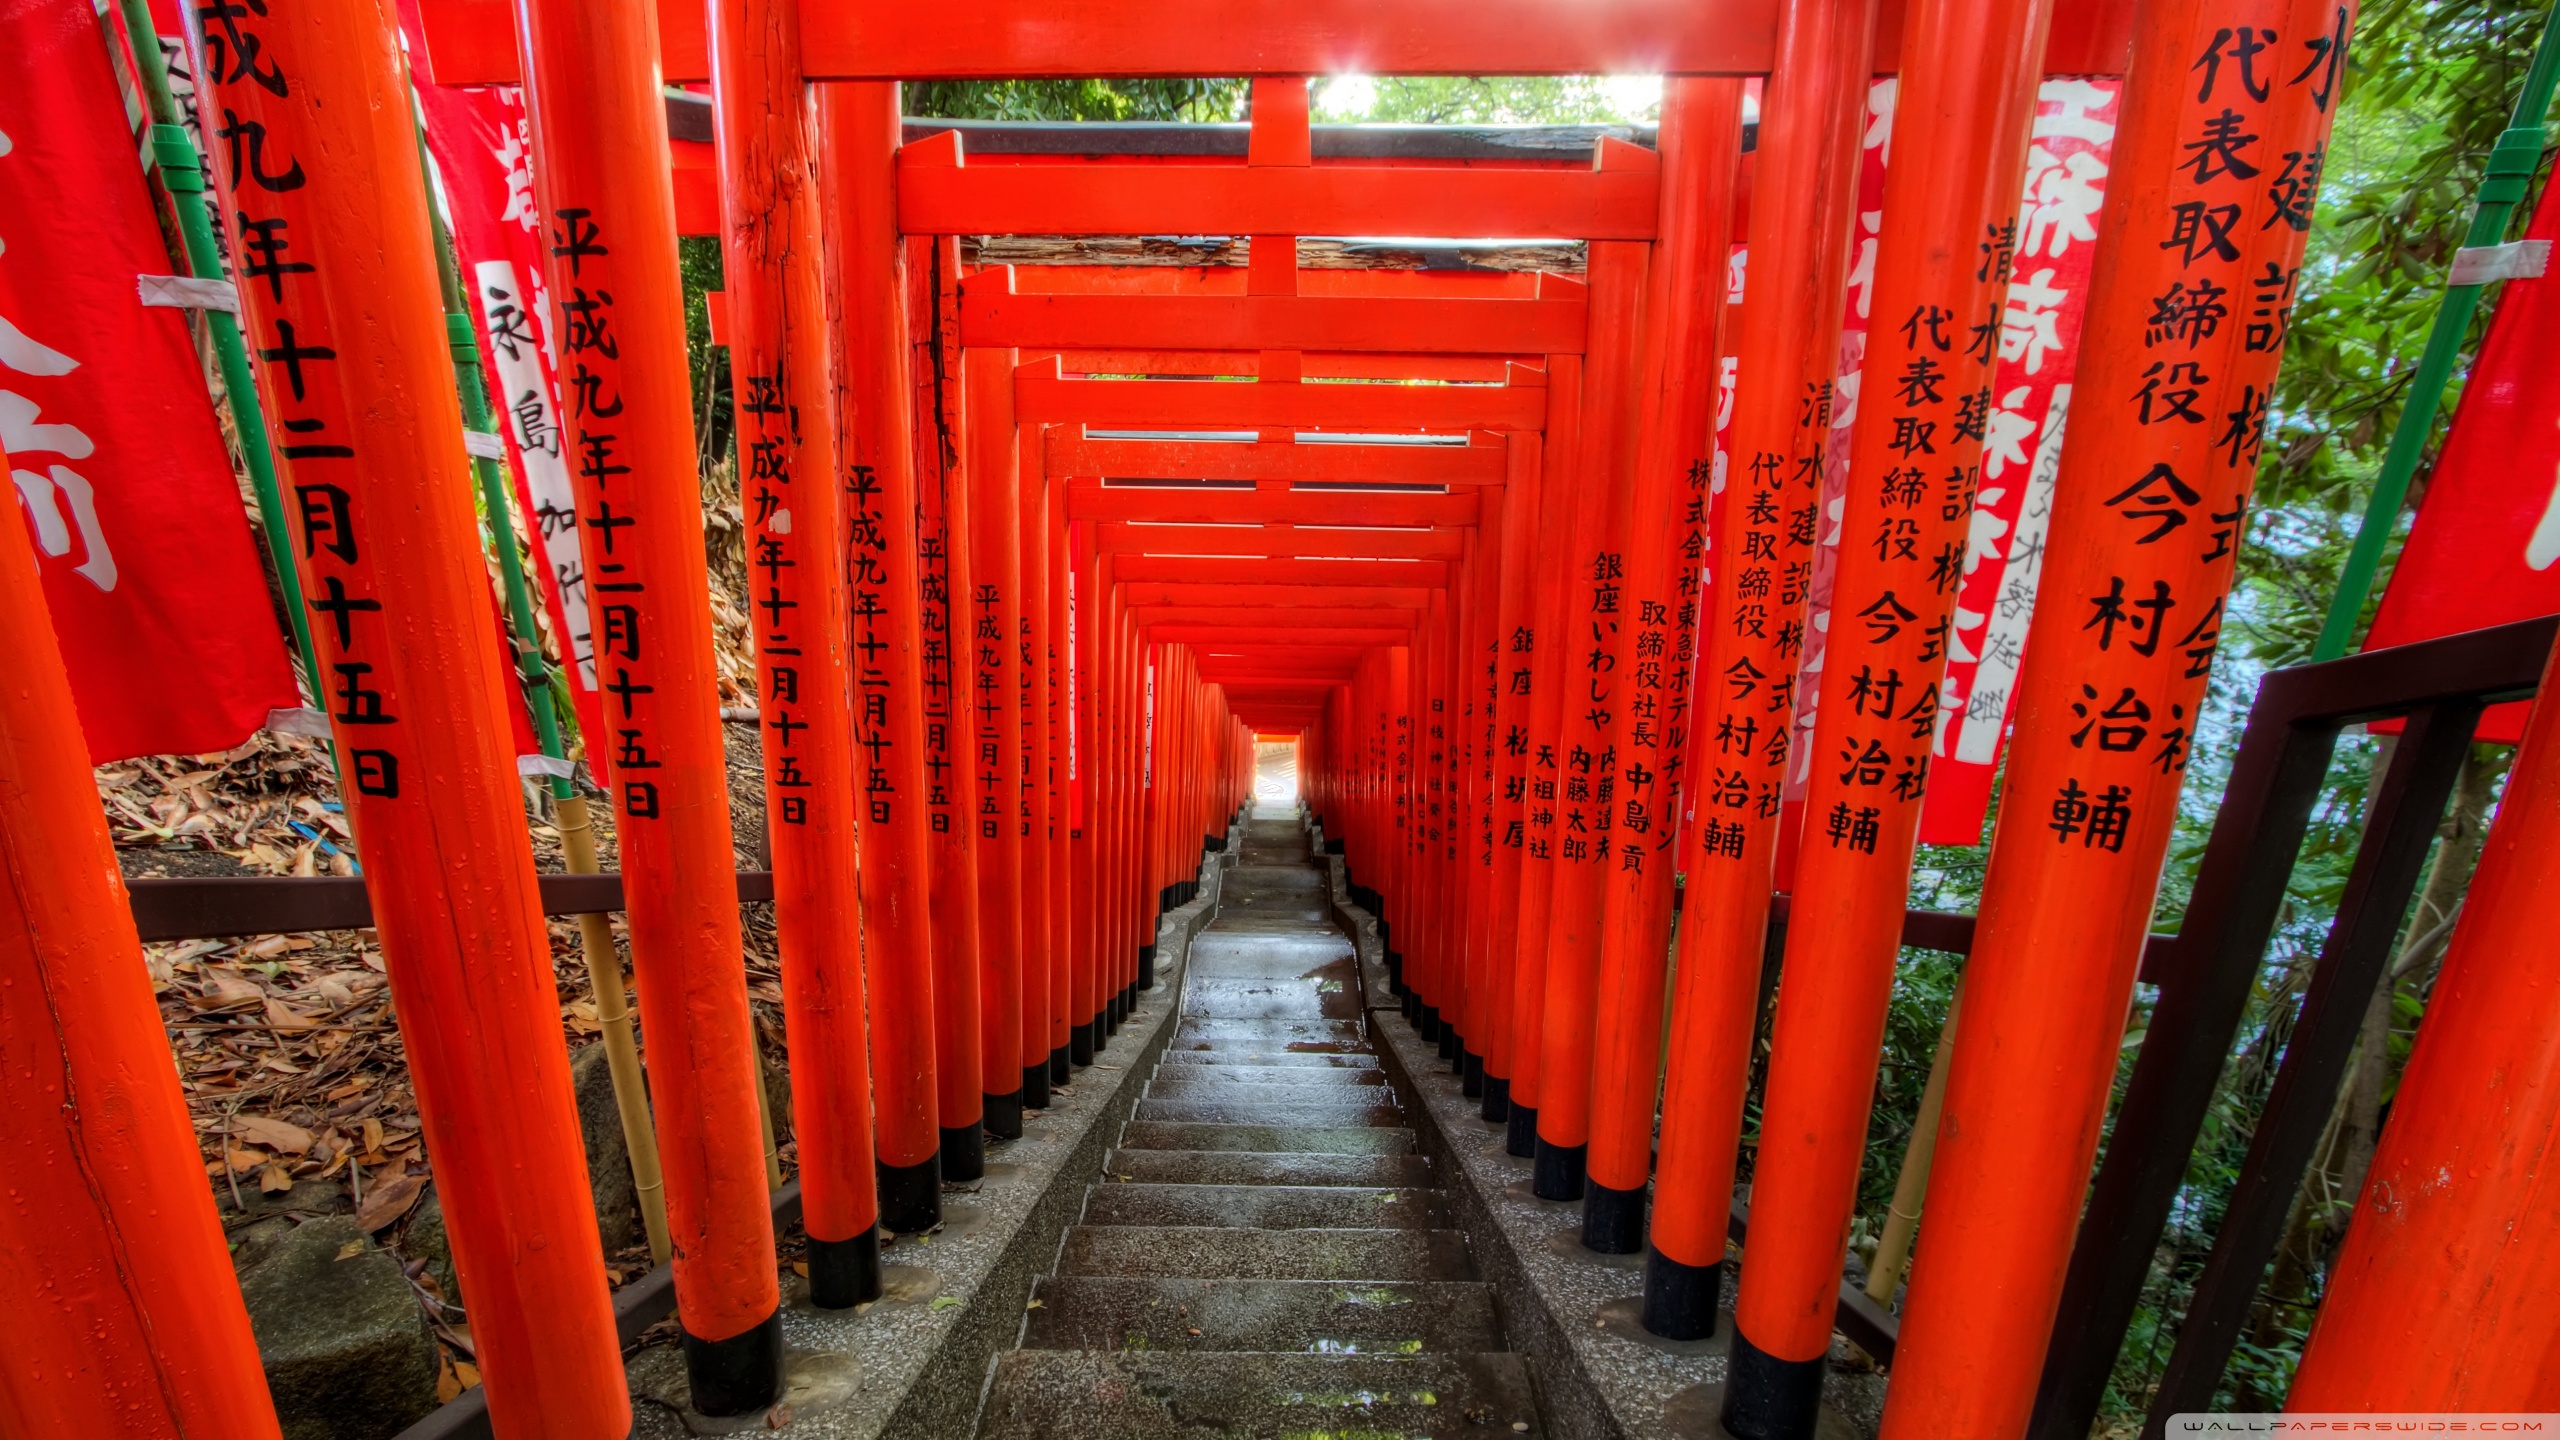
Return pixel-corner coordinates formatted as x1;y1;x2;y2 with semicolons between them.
975;806;1547;1438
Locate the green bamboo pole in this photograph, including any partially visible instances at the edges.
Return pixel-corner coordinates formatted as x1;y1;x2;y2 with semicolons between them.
110;0;322;697
407;116;677;1264
2313;0;2560;661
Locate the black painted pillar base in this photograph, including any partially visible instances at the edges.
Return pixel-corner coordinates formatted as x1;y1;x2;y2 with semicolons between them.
984;1089;1024;1141
1533;1137;1587;1201
1506;1102;1539;1158
1722;1327;1827;1440
877;1155;942;1234
1581;1179;1646;1253
681;1308;785;1416
1050;1044;1071;1085
1385;949;1405;995
1480;1074;1511;1123
939;1123;985;1183
1417;1003;1441;1042
1022;1060;1051;1110
806;1229;881;1308
1401;989;1421;1023
1436;1023;1460;1062
1070;1019;1097;1066
1461;1050;1485;1097
1641;1246;1723;1341
1137;944;1157;992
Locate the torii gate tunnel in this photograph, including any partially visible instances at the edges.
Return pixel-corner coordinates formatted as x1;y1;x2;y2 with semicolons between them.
12;0;2560;1436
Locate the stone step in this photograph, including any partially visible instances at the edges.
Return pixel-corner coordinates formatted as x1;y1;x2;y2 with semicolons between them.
1147;1067;1386;1092
1083;1183;1450;1230
1177;978;1364;1022
979;1350;1542;1440
1022;1275;1504;1355
1134;1098;1404;1127
1104;1149;1434;1188
1118;1122;1416;1155
1171;1018;1366;1050
1156;1050;1380;1070
1060;1225;1475;1282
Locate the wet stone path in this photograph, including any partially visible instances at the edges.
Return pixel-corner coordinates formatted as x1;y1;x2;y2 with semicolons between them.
975;806;1547;1439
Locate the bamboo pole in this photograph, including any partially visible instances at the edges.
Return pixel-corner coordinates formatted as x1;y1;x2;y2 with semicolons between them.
555;795;672;1259
1866;987;1958;1307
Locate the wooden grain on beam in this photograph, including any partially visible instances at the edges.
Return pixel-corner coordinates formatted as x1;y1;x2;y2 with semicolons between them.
1052;434;1508;486
1067;482;1478;528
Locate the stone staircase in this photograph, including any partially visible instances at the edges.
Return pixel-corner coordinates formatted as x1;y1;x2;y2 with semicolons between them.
976;806;1547;1439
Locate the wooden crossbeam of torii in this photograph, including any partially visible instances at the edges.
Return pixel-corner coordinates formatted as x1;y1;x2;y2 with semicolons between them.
1134;605;1421;630
962;267;1588;354
1050;433;1508;487
1109;556;1454;589
1121;583;1436;611
414;0;2141;85
1015;360;1546;433
1094;522;1462;561
1067;483;1479;528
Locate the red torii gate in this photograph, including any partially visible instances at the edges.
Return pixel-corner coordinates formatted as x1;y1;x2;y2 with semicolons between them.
21;0;2503;1434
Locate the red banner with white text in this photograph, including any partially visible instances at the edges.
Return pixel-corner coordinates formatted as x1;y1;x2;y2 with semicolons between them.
399;0;610;762
1;0;300;763
2360;178;2560;744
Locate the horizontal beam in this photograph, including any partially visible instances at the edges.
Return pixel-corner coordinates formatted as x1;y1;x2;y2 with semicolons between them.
1134;605;1420;630
805;0;2133;76
1120;583;1436;610
900;147;1661;241
1068;482;1478;528
963;279;1588;355
1109;555;1451;588
1009;267;1564;300
1021;371;1544;433
1053;433;1509;487
1051;351;1522;383
416;0;2136;86
1153;625;1412;648
1097;522;1464;560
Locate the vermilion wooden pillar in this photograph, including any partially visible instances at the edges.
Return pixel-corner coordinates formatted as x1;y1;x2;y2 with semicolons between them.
707;0;881;1304
1505;353;1585;1158
1581;75;1744;1254
1480;430;1546;1121
1018;436;1058;1090
513;0;785;1408
1046;465;1077;1077
2287;642;2560;1406
820;82;943;1234
1461;488;1509;1098
1644;0;1878;1342
1883;0;2358;1427
1534;211;1651;1203
1723;0;2057;1421
910;234;987;1180
964;345;1029;1121
1;457;282;1438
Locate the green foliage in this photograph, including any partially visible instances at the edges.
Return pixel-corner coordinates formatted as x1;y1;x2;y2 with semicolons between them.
904;78;1246;122
1311;76;1663;125
2239;0;2556;666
